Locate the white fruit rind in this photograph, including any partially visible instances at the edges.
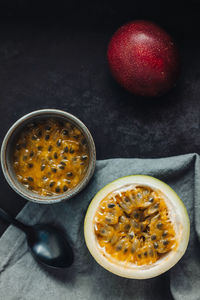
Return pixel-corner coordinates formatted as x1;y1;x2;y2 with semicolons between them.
84;175;190;279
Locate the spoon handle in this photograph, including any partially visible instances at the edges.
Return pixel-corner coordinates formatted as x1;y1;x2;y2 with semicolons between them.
0;208;29;233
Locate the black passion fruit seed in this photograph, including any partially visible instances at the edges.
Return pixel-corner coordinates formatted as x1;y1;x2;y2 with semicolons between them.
49;181;55;188
32;135;37;140
151;235;156;241
162;231;168;237
63;185;68;192
28;163;33;168
157;223;163;229
125;197;130;202
67;172;73;177
45;125;51;131
58;165;65;170
81;138;87;145
27;176;34;182
55;187;61;193
54;152;58;159
45;134;50;141
154;242;159;249
41;164;46;171
108;203;115;208
29;151;34;157
81;155;88;161
56;139;62;147
37;130;42;137
16;144;21;150
62;129;68;136
163;240;169;246
64;146;69;153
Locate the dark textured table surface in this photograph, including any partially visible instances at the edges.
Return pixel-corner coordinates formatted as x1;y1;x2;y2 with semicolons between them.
0;0;200;236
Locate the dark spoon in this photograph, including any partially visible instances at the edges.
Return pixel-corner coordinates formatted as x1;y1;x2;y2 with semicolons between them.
0;208;74;268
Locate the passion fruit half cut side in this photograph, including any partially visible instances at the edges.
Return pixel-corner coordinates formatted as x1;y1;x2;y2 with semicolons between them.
84;175;190;279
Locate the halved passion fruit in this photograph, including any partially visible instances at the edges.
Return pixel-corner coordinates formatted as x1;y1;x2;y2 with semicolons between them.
84;175;190;279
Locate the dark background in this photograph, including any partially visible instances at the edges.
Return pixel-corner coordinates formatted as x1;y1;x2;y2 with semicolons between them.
0;0;200;236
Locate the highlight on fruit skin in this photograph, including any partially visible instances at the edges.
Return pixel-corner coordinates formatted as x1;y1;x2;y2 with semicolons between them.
107;20;180;97
84;175;190;279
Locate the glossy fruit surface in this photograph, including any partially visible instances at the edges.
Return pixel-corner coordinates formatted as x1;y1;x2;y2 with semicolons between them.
107;20;180;97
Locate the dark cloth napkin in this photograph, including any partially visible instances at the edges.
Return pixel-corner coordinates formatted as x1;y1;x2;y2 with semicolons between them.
0;154;200;300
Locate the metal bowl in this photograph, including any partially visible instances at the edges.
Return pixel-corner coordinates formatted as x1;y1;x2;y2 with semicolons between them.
1;109;96;204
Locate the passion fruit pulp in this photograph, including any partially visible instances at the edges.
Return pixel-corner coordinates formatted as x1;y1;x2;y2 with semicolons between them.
84;175;190;279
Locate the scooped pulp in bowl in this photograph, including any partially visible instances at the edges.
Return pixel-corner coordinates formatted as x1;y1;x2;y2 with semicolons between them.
13;119;89;196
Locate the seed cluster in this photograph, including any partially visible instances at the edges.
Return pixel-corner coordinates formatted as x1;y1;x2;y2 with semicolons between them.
13;119;89;196
94;186;177;266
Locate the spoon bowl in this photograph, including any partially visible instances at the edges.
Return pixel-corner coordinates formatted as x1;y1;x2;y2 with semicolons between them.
0;208;74;269
27;224;74;268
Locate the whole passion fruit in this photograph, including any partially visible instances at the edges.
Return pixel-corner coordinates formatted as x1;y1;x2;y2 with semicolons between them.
84;175;190;279
107;20;180;97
